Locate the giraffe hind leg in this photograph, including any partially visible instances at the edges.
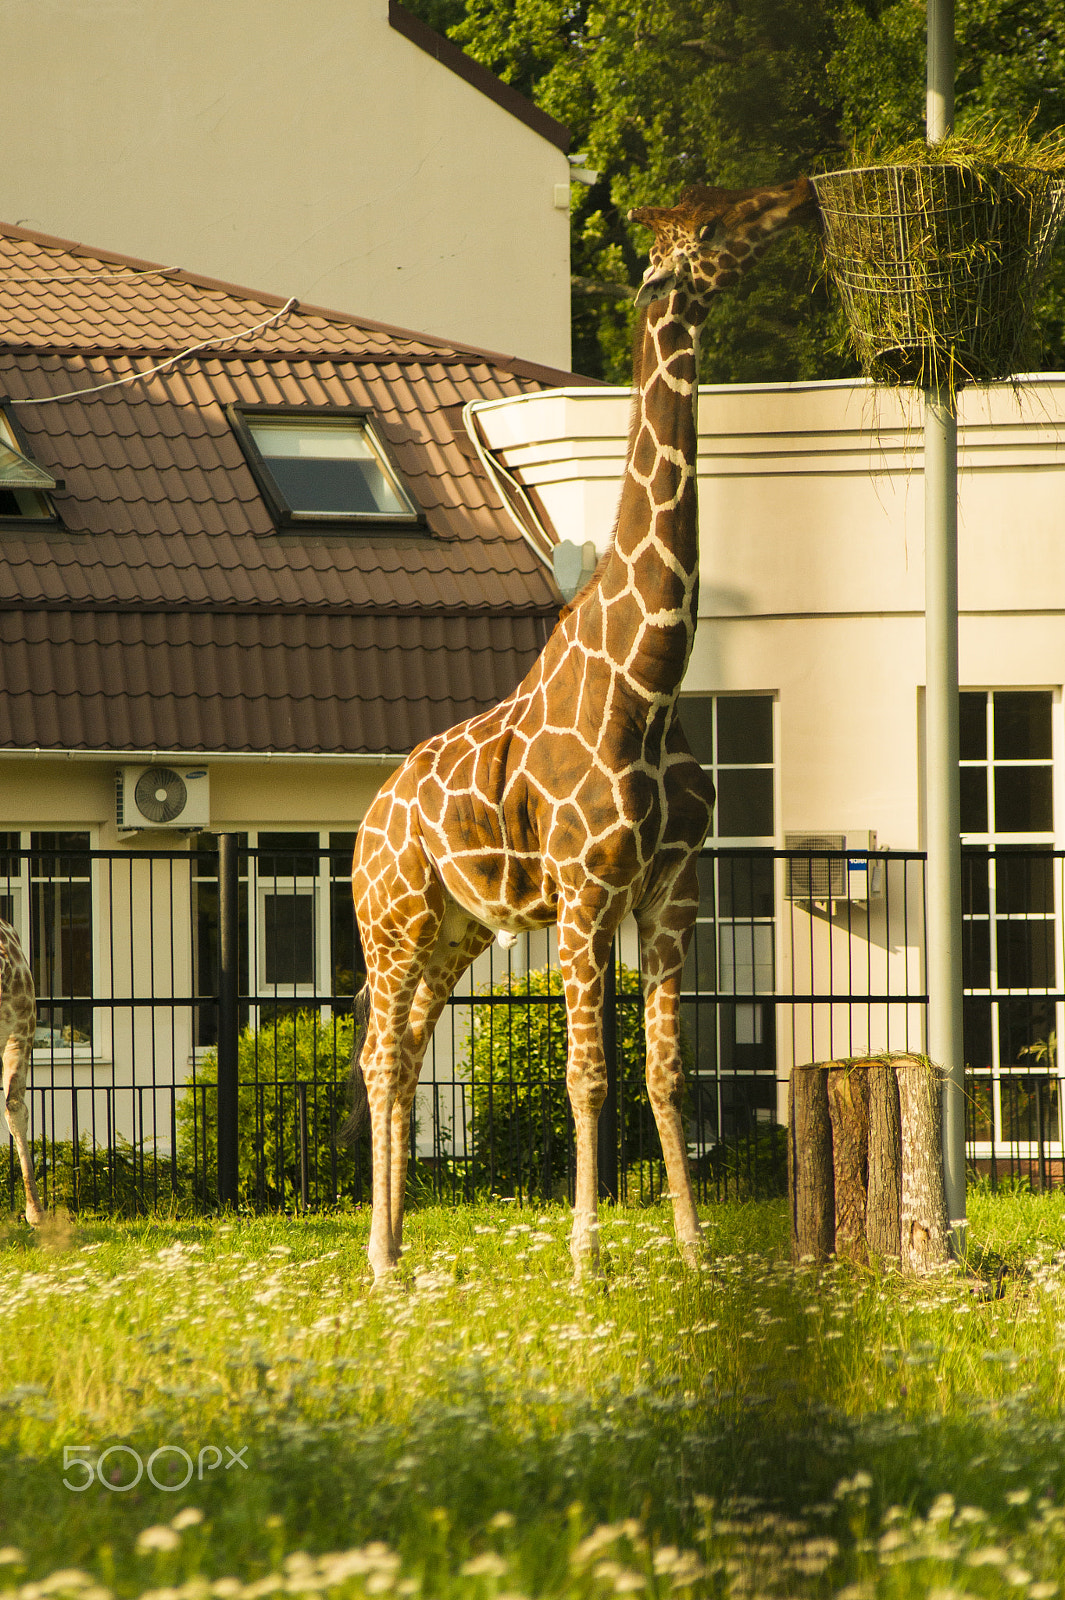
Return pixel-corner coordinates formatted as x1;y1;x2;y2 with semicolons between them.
3;1035;44;1227
386;912;494;1257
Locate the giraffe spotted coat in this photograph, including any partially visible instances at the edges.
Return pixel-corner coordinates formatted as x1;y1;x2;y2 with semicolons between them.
0;919;44;1226
351;178;815;1283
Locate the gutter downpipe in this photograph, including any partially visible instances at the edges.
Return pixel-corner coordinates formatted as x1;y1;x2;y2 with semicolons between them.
461;397;558;570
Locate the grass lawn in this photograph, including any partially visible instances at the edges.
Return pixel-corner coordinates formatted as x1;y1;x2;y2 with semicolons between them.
3;1190;1065;1595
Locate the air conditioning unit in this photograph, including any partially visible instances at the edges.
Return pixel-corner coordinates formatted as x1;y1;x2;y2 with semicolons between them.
116;765;210;832
785;831;881;903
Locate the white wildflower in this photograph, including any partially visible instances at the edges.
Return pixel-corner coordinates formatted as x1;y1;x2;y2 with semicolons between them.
170;1509;204;1533
136;1529;181;1555
459;1554;508;1579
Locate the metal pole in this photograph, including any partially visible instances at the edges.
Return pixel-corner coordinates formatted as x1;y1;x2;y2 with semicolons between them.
216;833;240;1208
924;390;966;1229
925;0;964;1240
926;0;954;144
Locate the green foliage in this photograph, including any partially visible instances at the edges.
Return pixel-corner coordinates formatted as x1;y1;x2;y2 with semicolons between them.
34;1135;182;1217
696;1122;789;1200
407;0;1065;381
466;962;658;1198
176;1010;360;1209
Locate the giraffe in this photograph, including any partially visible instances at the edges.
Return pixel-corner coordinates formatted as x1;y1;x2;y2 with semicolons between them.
350;177;815;1284
0;919;44;1226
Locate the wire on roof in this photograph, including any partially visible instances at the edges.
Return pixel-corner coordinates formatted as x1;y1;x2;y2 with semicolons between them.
15;297;300;405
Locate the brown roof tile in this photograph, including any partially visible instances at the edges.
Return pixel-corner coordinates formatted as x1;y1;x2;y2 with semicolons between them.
0;223;599;755
0;610;552;754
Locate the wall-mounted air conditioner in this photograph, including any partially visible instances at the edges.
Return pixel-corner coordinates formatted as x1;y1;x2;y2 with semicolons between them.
116;765;210;832
784;831;881;903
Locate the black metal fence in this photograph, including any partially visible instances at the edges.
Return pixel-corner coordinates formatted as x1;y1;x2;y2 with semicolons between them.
3;839;1063;1217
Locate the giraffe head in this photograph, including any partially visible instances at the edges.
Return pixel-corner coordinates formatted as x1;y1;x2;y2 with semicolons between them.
630;178;815;308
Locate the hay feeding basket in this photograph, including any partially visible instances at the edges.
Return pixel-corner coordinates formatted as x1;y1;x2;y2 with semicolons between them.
813;163;1065;388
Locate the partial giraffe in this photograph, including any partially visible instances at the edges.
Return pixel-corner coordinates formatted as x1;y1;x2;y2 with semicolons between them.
0;919;44;1226
349;177;816;1284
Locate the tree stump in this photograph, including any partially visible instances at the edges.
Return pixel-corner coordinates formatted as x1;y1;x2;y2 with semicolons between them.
789;1054;948;1271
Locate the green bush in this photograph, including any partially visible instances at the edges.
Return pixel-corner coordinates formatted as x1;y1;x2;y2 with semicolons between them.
176;1010;361;1209
32;1135;183;1216
466;963;663;1200
694;1123;789;1201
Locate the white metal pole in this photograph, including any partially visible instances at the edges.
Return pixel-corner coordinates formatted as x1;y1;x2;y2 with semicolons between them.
924;0;966;1233
924;389;966;1228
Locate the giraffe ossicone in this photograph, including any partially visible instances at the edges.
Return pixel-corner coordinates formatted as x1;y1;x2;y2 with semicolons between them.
0;919;45;1228
348;176;815;1285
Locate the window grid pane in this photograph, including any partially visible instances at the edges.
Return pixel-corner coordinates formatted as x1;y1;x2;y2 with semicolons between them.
961;690;1060;1153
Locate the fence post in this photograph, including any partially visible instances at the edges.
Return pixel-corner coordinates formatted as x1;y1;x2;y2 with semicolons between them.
598;945;619;1201
217;833;240;1208
297;1080;310;1212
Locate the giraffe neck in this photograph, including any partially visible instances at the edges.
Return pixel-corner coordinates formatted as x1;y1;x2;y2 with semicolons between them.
592;290;705;705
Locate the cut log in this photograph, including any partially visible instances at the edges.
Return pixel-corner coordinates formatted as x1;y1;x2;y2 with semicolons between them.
827;1063;869;1263
866;1061;902;1259
895;1054;950;1271
789;1063;834;1262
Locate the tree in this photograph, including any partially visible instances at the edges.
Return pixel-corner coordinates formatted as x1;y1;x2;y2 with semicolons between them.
407;0;1065;380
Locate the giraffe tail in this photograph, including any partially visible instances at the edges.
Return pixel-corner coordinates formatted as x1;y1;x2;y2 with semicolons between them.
339;983;370;1142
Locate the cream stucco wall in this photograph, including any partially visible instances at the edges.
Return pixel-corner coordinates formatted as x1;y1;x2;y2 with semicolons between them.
476;375;1065;853
0;0;572;369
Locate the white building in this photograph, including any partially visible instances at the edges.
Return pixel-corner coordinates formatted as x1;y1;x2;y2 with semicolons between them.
474;375;1065;1161
0;0;573;370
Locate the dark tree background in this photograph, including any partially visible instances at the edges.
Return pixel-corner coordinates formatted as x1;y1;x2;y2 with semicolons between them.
404;0;1065;382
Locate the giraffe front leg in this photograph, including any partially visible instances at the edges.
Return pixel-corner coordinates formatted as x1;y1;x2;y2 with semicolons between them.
365;1089;398;1282
3;1036;43;1227
559;929;612;1285
388;1092;414;1256
643;973;703;1265
358;1011;403;1284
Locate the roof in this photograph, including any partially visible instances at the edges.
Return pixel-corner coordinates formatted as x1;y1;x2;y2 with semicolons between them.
0;222;598;757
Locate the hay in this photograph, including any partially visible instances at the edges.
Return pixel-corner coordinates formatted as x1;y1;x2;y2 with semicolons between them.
813;126;1065;389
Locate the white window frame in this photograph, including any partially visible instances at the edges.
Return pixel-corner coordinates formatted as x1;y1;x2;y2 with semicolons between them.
961;688;1062;1158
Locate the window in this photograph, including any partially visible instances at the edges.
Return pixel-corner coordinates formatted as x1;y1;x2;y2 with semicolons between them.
192;831;364;1046
961;690;1061;1152
677;694;774;841
230;406;422;530
0;400;59;521
676;695;777;1142
0;832;94;1059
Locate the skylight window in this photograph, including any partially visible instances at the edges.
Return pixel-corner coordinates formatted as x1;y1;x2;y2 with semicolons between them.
231;407;422;530
0;403;59;521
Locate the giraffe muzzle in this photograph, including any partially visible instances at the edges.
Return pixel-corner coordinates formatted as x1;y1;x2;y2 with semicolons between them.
635;264;678;308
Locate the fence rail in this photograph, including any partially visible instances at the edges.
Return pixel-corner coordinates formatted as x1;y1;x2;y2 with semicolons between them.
2;839;1062;1217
